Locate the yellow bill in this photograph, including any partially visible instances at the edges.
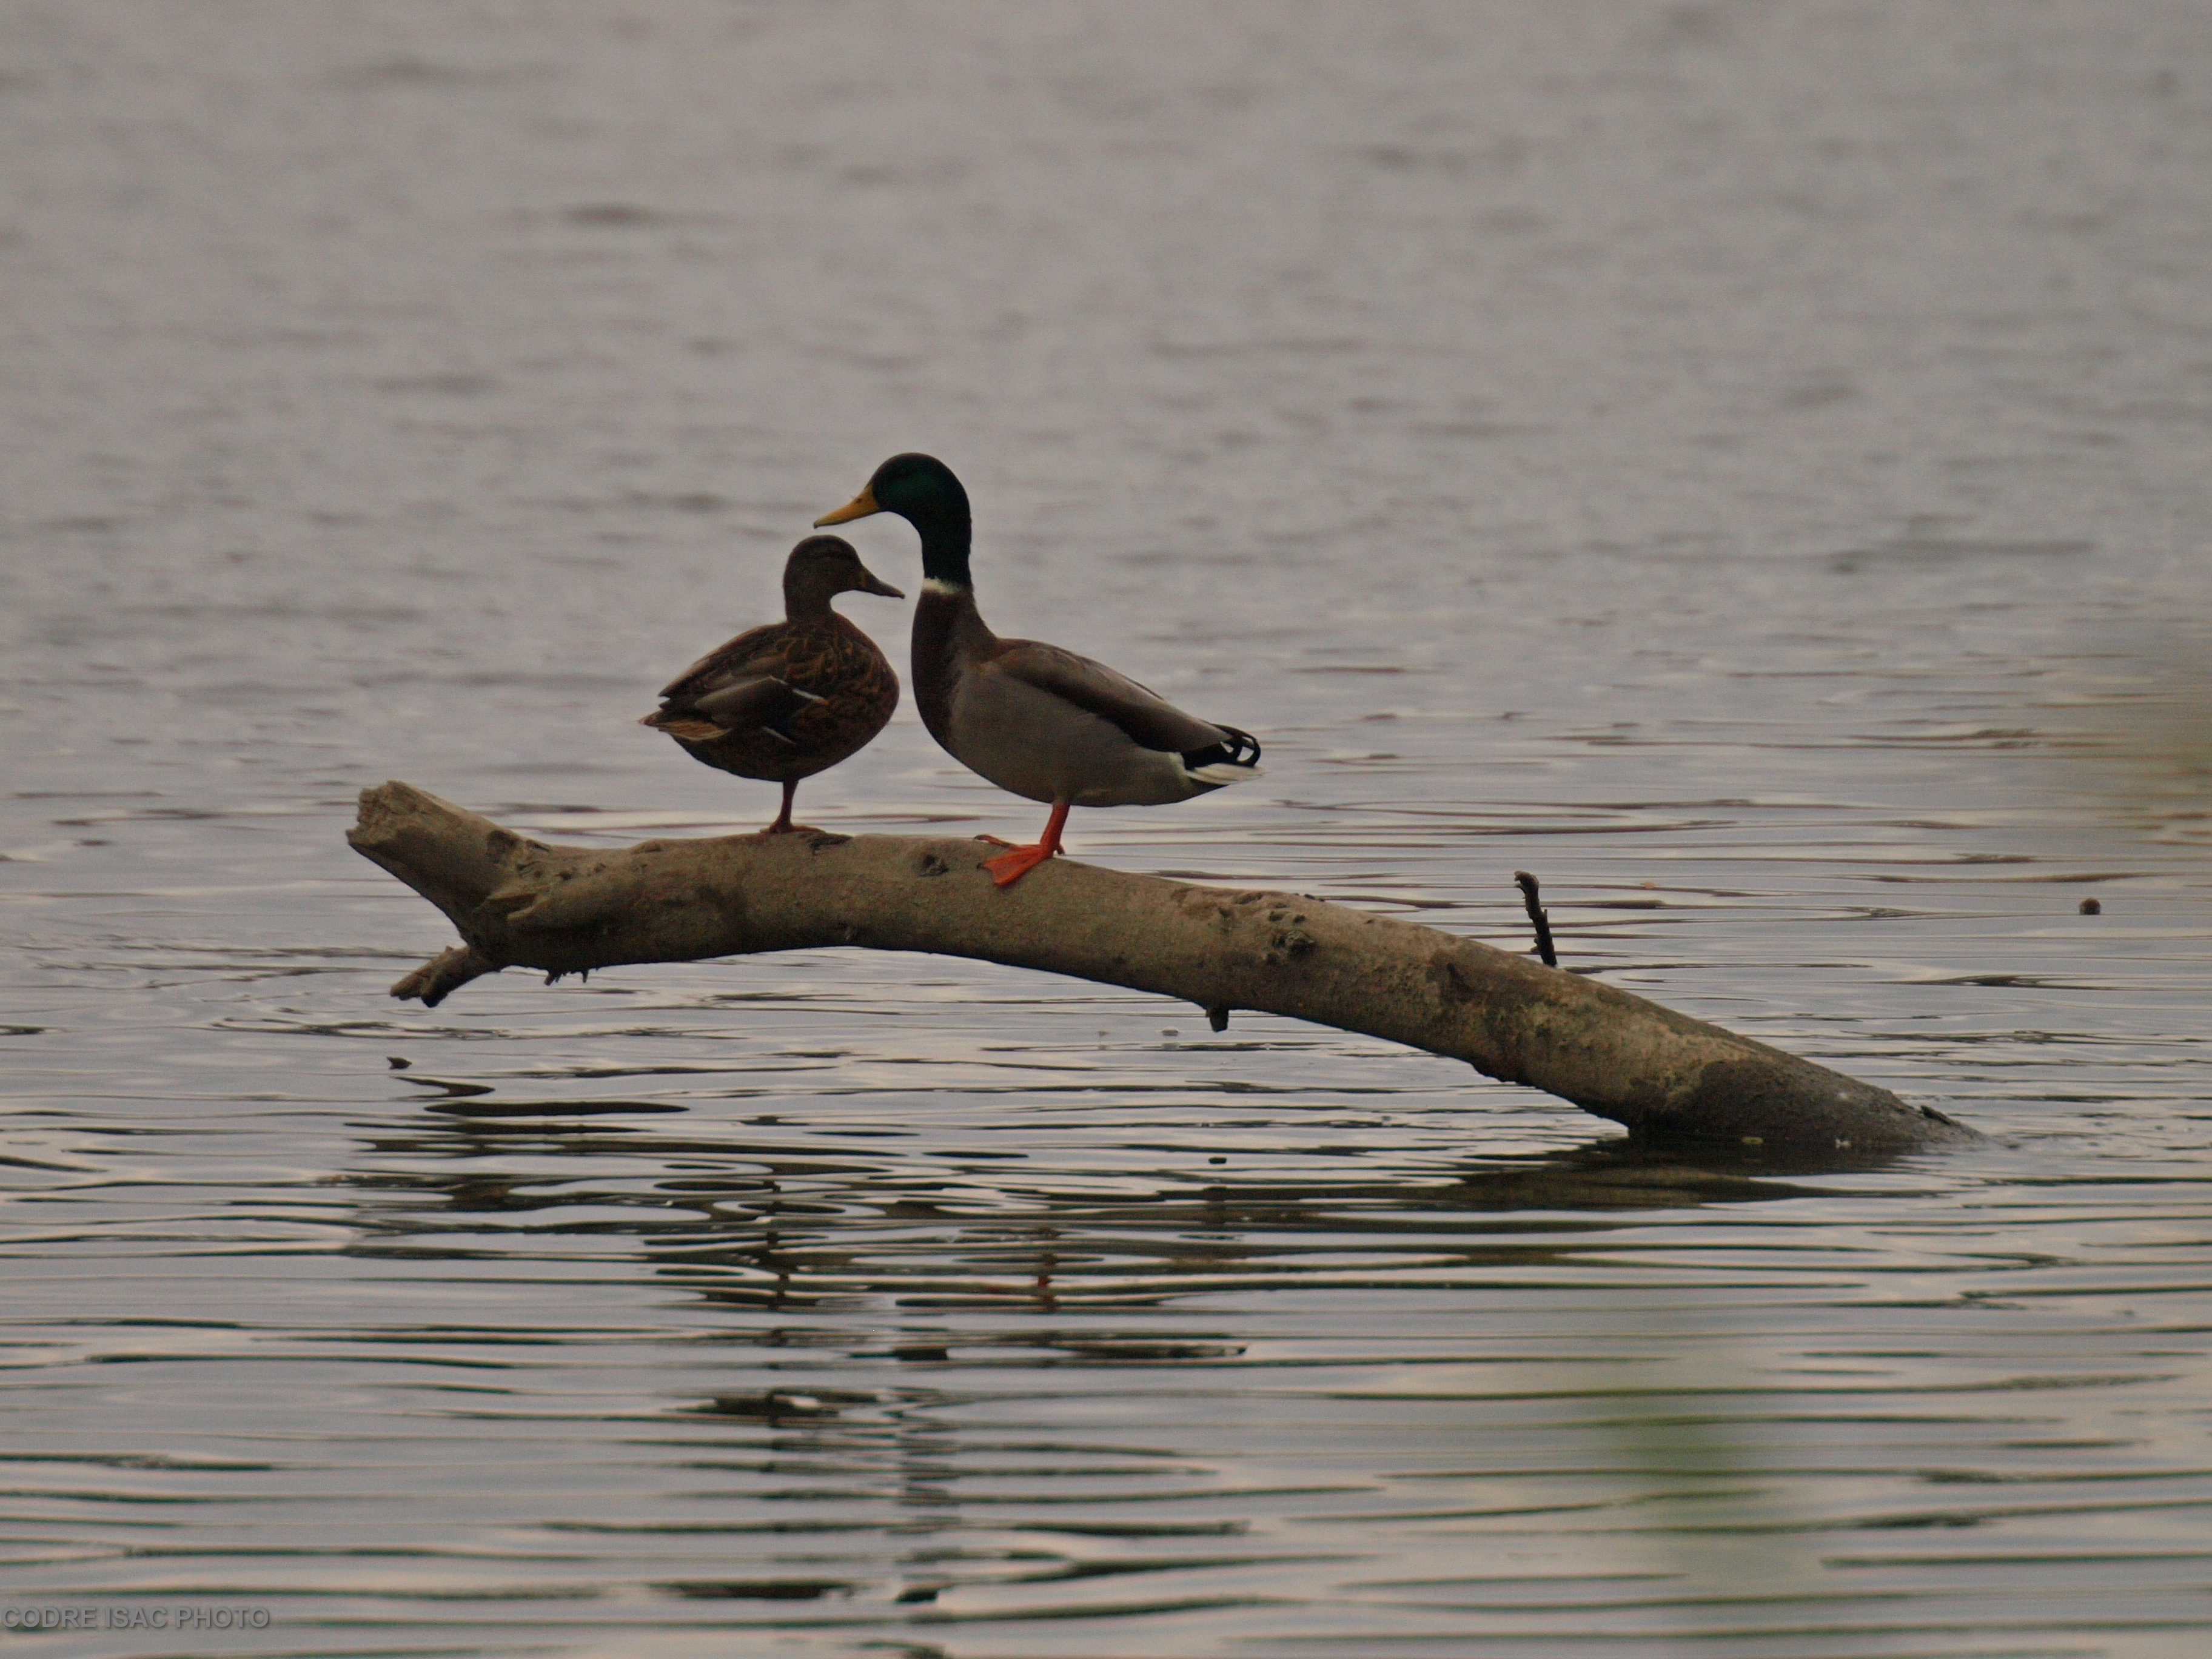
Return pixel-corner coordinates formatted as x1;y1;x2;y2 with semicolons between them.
813;485;880;527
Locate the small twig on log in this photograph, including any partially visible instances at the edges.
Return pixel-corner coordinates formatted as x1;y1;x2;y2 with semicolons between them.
348;781;1975;1152
1513;870;1558;968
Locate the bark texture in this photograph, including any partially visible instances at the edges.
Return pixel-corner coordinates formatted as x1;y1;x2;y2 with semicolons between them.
349;781;1974;1152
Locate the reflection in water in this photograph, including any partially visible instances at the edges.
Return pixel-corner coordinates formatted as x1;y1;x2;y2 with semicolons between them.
358;1109;1872;1299
232;1107;2204;1649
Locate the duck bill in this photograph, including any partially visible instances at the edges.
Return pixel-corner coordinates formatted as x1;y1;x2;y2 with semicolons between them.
853;562;903;600
813;485;881;527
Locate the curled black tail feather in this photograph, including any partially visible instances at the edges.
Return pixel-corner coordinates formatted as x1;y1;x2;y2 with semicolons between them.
1181;725;1262;771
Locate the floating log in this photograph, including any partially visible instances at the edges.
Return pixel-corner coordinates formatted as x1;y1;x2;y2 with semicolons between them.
348;781;1974;1153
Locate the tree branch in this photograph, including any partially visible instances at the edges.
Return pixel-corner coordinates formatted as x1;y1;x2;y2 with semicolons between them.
348;781;1974;1152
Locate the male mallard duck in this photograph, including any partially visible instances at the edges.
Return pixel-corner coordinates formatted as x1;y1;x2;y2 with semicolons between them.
642;535;902;834
816;454;1261;885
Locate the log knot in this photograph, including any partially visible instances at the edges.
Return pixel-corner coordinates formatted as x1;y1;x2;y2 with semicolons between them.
1262;903;1315;964
1429;950;1477;1004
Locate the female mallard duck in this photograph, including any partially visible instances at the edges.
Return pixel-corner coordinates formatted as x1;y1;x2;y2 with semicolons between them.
815;454;1261;885
642;535;902;834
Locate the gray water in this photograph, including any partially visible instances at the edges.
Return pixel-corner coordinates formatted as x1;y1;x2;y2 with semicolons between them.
3;3;2210;1654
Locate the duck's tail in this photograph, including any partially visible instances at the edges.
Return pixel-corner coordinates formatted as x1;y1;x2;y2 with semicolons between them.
1179;725;1264;787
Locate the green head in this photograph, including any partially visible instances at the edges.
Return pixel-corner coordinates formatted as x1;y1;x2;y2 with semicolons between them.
814;453;973;586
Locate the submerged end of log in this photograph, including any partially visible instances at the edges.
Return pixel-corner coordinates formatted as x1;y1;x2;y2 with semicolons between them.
350;780;1976;1154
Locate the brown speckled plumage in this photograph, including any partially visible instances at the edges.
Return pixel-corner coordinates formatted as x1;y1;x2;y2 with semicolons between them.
642;535;902;833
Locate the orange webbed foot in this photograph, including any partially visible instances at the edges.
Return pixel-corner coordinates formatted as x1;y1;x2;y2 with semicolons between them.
982;843;1057;887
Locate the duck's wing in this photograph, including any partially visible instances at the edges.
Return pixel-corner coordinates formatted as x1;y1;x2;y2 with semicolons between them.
646;624;821;739
989;638;1252;759
642;675;819;745
654;622;786;703
689;675;820;728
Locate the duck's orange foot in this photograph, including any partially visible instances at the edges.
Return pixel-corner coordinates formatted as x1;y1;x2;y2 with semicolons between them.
753;821;825;838
982;842;1057;887
970;833;1018;849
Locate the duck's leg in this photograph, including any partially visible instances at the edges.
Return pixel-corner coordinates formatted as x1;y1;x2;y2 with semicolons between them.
765;780;801;835
982;799;1070;888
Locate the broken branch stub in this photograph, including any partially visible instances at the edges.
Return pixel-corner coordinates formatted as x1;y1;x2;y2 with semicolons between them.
348;781;1974;1152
